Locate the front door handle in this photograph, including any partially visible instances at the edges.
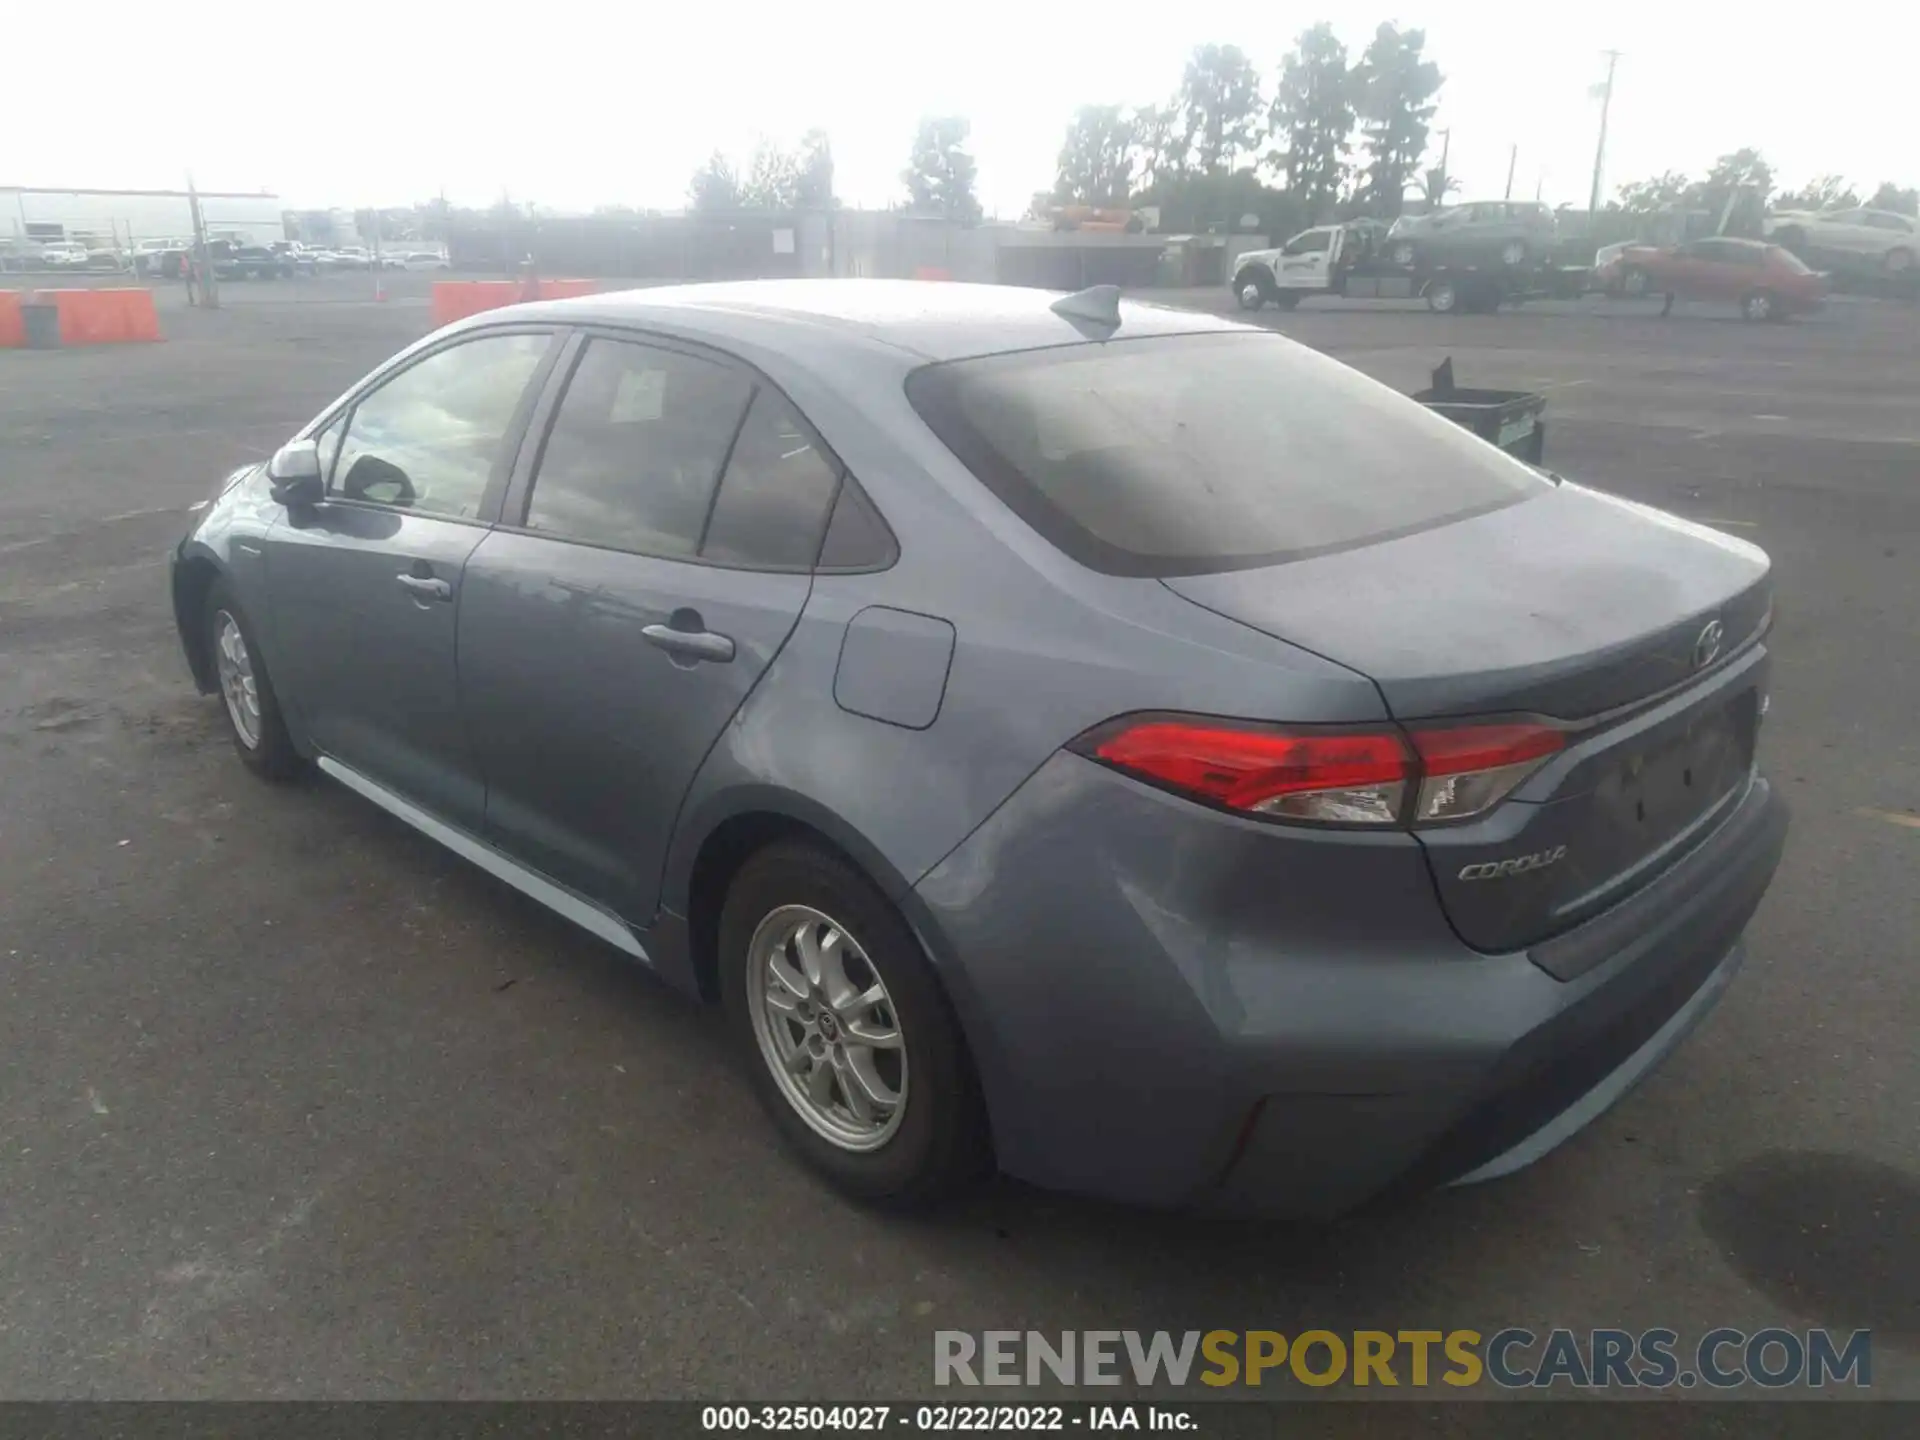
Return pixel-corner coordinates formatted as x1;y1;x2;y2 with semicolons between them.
641;623;735;664
396;573;452;602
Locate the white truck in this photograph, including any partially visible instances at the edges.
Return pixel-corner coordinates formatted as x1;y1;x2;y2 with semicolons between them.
1231;221;1562;315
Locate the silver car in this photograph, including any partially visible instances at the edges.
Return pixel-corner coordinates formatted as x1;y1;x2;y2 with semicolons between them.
1388;200;1558;268
171;281;1786;1215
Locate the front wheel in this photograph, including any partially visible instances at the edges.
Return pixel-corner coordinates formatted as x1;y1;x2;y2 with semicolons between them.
205;580;302;779
1233;271;1268;310
720;841;989;1208
1426;278;1459;313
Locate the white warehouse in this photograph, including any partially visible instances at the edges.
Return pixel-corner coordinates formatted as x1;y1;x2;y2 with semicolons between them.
3;186;285;248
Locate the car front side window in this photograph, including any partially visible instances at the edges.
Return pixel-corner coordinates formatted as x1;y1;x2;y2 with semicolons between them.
330;333;551;518
521;338;754;559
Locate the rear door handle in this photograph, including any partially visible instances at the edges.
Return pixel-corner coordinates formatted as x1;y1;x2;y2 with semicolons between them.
641;623;735;664
396;573;452;602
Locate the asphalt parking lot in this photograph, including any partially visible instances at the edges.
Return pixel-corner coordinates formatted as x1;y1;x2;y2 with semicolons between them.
2;274;1916;1404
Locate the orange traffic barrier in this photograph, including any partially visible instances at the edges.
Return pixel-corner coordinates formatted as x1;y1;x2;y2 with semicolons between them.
0;292;23;348
430;278;599;328
49;288;161;344
913;266;952;281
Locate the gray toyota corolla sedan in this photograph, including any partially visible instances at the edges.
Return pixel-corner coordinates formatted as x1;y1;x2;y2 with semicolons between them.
171;279;1787;1215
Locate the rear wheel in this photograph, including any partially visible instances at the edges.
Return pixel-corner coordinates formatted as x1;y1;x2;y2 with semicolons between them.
1425;278;1459;313
720;841;989;1208
1740;289;1779;322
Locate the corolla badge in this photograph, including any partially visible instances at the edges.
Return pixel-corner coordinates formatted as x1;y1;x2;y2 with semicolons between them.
1459;845;1567;882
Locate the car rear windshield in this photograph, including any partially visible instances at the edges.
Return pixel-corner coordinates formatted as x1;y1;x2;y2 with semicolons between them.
904;331;1547;576
1768;246;1814;274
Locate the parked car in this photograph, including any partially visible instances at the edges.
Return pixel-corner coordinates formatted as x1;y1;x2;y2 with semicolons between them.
330;245;372;270
224;245;293;279
133;238;187;275
1387;201;1558;268
40;243;91;269
1592;236;1826;320
170;280;1786;1216
399;250;451;270
1765;206;1917;273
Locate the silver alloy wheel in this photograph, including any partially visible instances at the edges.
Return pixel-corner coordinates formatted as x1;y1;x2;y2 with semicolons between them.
213;610;262;749
746;904;907;1152
1237;281;1264;310
1746;292;1773;321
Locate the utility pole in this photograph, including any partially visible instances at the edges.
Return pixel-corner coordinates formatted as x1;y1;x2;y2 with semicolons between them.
1436;128;1451;202
1588;50;1621;220
186;173;219;309
1505;144;1518;200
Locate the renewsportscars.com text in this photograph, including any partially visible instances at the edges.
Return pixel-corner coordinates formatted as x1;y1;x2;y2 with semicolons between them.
934;1328;1872;1390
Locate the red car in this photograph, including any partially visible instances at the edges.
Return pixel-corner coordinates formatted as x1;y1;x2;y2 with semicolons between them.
1594;236;1826;320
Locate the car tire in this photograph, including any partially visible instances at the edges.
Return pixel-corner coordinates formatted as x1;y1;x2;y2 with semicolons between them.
204;579;302;780
1425;278;1459;313
719;840;989;1209
1886;247;1913;274
1233;271;1268;311
1740;290;1779;323
1620;265;1650;297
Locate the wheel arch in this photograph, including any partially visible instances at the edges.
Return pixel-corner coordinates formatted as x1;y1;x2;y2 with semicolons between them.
172;547;226;694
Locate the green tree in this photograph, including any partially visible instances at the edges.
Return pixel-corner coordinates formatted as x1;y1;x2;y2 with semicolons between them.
1128;102;1187;191
1177;44;1264;174
1420;165;1461;208
1053;104;1136;206
1615;170;1692;214
1867;181;1918;216
1773;175;1857;211
903;116;983;223
1352;22;1442;218
1698;148;1772;234
796;129;835;209
688;152;742;213
741;140;801;210
1268;23;1353;223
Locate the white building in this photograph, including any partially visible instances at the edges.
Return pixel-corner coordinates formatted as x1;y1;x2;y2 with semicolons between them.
2;186;285;248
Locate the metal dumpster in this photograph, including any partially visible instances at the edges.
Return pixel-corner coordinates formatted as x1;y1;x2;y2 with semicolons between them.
1412;358;1547;465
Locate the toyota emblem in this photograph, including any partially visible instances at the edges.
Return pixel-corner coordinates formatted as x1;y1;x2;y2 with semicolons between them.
1692;619;1725;671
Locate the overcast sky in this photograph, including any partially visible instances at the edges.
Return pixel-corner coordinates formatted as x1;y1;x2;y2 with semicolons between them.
12;4;1916;217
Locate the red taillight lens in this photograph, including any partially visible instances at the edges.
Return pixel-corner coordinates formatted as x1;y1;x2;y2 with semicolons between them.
1073;715;1567;827
1406;721;1566;822
1072;717;1414;825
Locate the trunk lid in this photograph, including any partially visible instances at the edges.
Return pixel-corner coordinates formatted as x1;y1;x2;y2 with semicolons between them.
1164;483;1773;951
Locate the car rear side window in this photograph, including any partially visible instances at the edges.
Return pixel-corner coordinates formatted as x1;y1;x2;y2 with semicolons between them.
524;338;753;559
906;331;1546;577
700;388;843;570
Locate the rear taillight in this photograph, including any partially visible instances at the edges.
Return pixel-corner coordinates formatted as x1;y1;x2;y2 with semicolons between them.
1071;714;1565;828
1406;722;1565;822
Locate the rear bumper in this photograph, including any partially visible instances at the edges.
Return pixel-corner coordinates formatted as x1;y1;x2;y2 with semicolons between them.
911;755;1786;1217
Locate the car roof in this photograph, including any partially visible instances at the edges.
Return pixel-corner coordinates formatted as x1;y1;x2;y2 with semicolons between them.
491;278;1245;365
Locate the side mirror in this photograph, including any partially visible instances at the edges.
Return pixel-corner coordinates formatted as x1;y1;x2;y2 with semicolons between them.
268;439;325;506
